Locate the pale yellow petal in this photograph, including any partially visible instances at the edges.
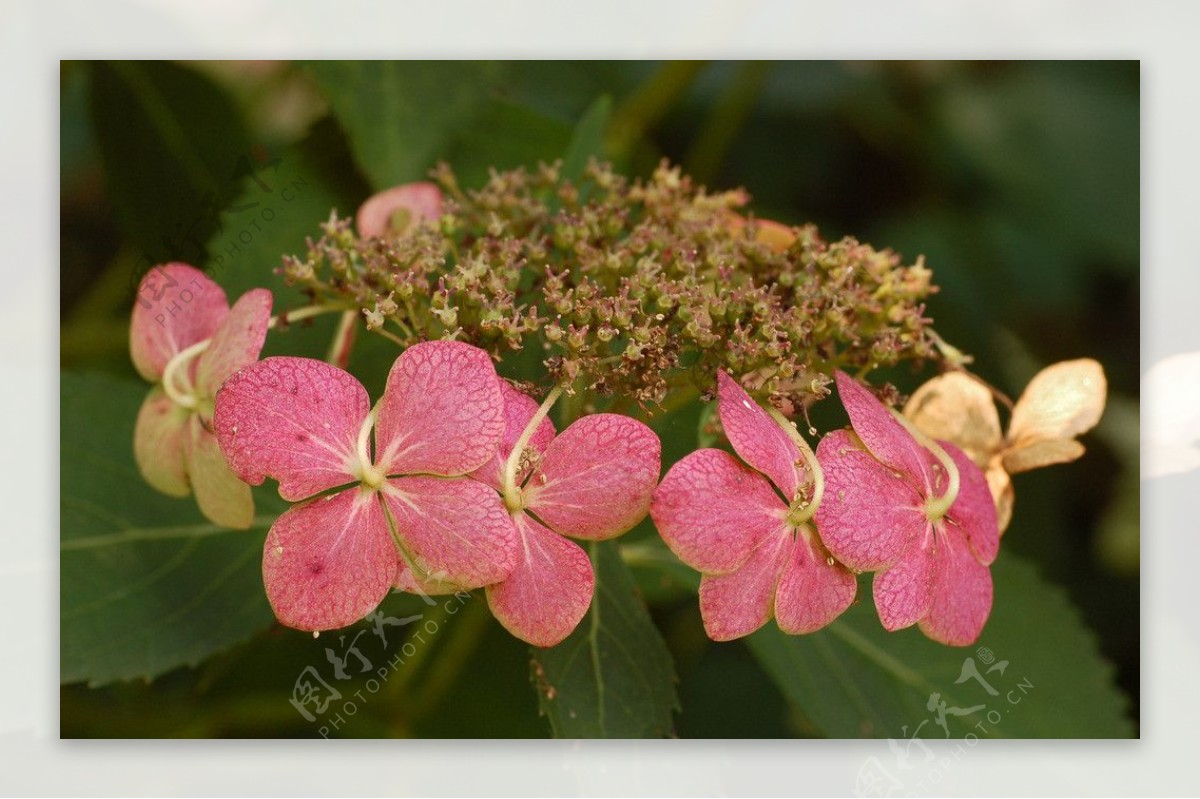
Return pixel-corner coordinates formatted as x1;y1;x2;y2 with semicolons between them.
903;372;1002;467
185;415;254;529
1001;438;1087;475
133;386;190;497
986;462;1014;535
1008;359;1106;444
753;220;797;252
726;213;797;253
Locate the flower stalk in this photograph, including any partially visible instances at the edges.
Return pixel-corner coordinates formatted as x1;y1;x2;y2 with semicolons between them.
160;338;212;409
889;407;960;522
766;405;825;525
268;302;353;330
325;309;359;368
355;405;385;489
502;384;565;512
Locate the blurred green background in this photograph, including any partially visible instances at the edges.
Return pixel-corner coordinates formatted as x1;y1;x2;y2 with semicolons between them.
60;60;1139;737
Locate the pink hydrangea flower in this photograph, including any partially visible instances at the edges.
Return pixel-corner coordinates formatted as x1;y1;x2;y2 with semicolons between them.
355;181;443;239
418;380;661;647
651;371;857;641
130;262;272;528
815;371;1000;646
212;340;517;632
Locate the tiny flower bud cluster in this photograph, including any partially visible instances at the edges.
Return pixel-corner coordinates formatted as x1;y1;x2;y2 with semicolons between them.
283;160;941;409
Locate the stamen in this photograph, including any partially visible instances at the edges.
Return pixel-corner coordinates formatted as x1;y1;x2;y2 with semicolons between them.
888;407;960;521
355;405;386;489
161;338;211;410
765;405;825;525
503;384;565;512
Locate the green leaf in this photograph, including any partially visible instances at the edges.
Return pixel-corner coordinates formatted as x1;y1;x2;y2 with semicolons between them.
747;553;1133;738
560;95;612;185
61;372;278;686
304;61;507;190
203;117;366;301
933;62;1139;267
87;61;250;266
202;117;375;376
622;526;701;605
530;540;679;737
305;62;591;195
445;99;573;189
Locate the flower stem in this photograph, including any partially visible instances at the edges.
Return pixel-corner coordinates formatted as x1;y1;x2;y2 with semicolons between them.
388;313;415;340
557;384;584;428
355;405;385;489
371;326;407;347
401;295;422;334
889;407;960;521
502;384;565;512
325;309;359;368
161;338;212;409
766;405;825;525
268;302;352;329
927;328;973;369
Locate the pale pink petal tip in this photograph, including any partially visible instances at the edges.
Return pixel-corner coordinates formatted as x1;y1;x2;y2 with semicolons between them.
486;515;594;647
263;488;398;632
650;448;783;574
383;476;518;590
213;357;368;502
717;370;801;499
526;414;661;541
130;262;229;382
356;182;443;239
834;371;933;489
374;340;504;477
195;288;273;398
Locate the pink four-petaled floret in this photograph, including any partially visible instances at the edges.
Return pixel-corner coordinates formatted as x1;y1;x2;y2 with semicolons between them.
356;181;443;239
815;371;1000;646
212;340;516;632
651;371;857;641
129;262;272;528
439;381;662;647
